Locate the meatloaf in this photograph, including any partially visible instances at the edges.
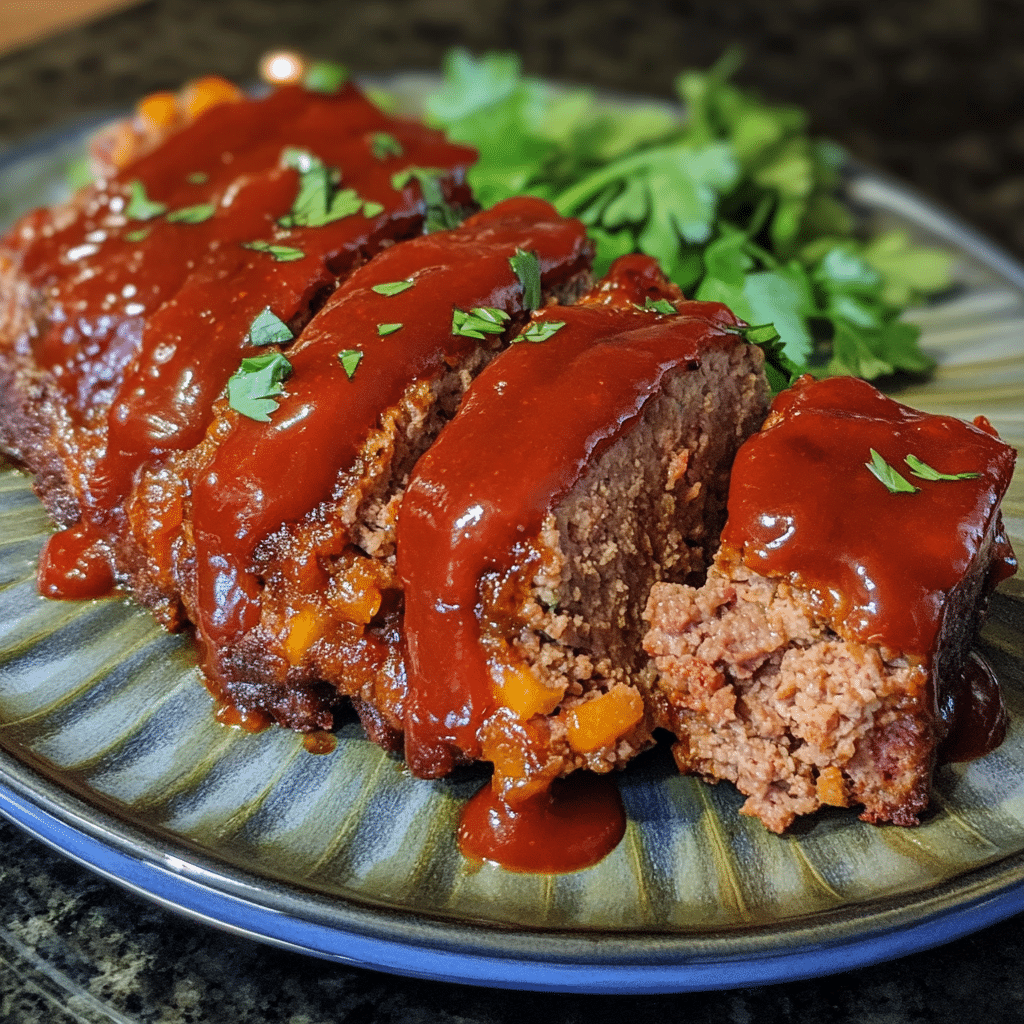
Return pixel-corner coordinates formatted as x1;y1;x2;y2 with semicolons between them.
0;72;477;605
398;254;770;804
643;375;1018;832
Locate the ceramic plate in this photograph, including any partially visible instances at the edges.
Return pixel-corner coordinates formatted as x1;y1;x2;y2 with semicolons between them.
2;80;1024;994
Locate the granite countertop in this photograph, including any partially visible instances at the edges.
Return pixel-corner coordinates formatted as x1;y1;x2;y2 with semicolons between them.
1;2;1024;1021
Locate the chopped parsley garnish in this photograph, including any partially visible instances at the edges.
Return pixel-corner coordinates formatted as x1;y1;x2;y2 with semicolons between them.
338;349;363;377
724;321;800;392
124;180;167;220
866;449;918;494
514;320;565;344
637;296;678;315
227;352;292;422
303;60;348;94
452;306;511;339
166;203;216;224
245;307;293;348
508;248;541;311
372;279;415;296
905;454;980;481
377;323;403;336
186;171;209;185
391;167;462;233
362;200;385;218
278;147;368;227
242;240;306;262
371;132;404;160
123;228;150;243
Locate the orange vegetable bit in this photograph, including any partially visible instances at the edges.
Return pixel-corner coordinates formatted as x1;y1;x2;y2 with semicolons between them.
565;686;644;754
179;76;245;122
134;91;180;136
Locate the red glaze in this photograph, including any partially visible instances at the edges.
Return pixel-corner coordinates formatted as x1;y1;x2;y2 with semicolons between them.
457;772;626;873
188;197;592;652
722;375;1017;655
398;256;741;777
16;79;478;595
37;522;116;599
939;651;1008;763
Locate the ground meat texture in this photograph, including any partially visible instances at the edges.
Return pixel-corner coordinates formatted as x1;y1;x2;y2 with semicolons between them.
644;375;1017;832
398;255;770;803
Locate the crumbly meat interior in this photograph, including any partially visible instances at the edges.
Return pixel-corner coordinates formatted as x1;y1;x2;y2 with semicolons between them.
643;508;1008;833
476;343;769;802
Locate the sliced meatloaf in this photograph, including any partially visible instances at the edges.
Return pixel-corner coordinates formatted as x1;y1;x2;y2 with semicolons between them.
129;197;593;732
0;75;477;602
398;254;770;803
644;375;1018;832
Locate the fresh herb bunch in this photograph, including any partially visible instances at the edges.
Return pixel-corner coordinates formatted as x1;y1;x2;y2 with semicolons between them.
421;48;953;385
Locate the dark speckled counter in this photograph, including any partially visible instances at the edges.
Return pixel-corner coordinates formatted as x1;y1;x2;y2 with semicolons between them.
2;2;1024;1021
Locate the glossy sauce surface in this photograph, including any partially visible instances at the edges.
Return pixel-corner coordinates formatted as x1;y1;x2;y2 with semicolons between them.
722;375;1017;655
457;772;626;874
37;522;115;600
188;197;592;651
939;651;1008;763
398;256;740;777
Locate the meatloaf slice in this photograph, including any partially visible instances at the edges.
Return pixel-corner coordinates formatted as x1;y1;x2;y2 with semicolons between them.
398;254;770;803
136;197;593;733
644;374;1018;832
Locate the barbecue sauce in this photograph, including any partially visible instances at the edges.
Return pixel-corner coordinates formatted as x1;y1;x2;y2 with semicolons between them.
722;375;1017;656
457;772;626;874
939;651;1008;763
398;257;741;778
186;198;591;656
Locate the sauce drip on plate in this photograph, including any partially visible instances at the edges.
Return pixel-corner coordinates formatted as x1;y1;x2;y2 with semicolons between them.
457;772;626;874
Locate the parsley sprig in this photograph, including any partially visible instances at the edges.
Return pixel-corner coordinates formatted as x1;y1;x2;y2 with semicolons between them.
420;49;953;385
866;449;918;494
392;167;462;232
452;306;511;339
227;352;292;422
278;147;377;227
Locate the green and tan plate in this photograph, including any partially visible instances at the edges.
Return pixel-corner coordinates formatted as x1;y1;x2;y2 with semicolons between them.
1;83;1023;992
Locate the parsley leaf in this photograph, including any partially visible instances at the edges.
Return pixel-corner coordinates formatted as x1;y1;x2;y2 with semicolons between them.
905;454;980;481
242;240;306;262
514;320;565;344
123;228;150;243
371;132;404;159
186;171;208;185
392;167;462;232
125;180;166;220
508;248;542;310
303;61;348;94
866;449;918;494
227;352;292;422
377;323;403;336
372;280;415;296
166;203;216;224
637;296;678;314
245;307;293;348
278;147;368;228
338;349;363;377
452;306;511;339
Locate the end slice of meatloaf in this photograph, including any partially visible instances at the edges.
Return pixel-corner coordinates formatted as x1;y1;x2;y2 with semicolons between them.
0;75;477;603
138;197;593;732
398;254;770;803
644;374;1018;833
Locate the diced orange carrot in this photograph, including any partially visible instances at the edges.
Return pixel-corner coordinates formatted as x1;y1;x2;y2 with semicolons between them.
565;687;644;754
496;663;564;720
816;766;849;807
135;91;179;135
179;76;244;121
284;607;323;665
